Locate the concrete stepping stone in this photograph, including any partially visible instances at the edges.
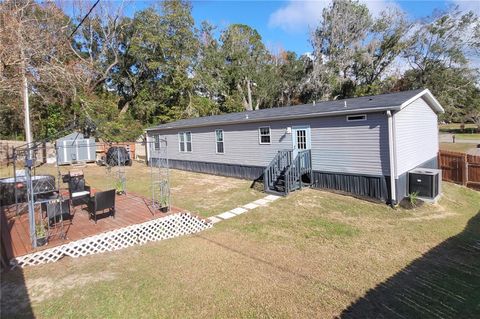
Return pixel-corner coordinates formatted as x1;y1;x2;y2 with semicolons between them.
208;216;222;224
243;203;259;210
231;207;248;215
265;195;281;202
216;211;236;220
211;195;279;225
253;198;269;206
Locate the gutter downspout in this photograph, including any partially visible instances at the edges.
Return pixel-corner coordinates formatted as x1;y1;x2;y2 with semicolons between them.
386;110;397;206
145;132;150;166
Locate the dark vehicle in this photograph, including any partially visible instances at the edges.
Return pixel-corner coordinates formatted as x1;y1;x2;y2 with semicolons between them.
106;146;132;166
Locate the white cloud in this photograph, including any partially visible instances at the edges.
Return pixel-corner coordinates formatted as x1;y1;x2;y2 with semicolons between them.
268;1;329;33
268;0;401;33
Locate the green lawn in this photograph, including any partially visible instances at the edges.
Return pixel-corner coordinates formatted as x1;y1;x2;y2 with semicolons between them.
453;133;480;140
440;142;477;153
1;172;479;318
439;123;478;133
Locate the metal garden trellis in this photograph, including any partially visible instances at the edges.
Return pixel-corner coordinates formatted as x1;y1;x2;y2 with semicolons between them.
105;146;127;195
10;141;65;249
148;135;170;213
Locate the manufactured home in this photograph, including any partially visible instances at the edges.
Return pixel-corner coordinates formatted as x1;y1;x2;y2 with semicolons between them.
146;89;444;204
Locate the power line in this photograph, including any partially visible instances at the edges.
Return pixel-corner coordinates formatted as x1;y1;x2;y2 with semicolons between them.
69;0;101;38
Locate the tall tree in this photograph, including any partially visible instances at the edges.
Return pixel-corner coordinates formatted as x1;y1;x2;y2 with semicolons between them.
307;0;410;100
310;0;371;99
220;24;269;110
353;7;410;94
193;21;225;114
158;0;198;118
69;0;129;95
276;50;306;106
0;0;79;139
400;7;480;121
113;0;198;123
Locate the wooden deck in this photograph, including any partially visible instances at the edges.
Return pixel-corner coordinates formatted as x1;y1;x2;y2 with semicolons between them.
1;192;181;261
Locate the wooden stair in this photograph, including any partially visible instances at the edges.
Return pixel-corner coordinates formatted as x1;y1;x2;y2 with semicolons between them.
264;150;312;196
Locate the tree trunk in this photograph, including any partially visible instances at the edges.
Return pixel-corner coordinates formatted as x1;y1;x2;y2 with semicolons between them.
237;82;250;110
246;79;253;111
185;91;196;117
20;49;32;148
120;100;130;114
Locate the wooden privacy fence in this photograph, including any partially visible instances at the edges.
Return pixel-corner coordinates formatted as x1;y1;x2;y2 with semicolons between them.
97;142;136;159
439;150;480;190
0;140;26;167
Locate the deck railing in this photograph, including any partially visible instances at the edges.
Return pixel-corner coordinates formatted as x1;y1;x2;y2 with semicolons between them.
264;150;292;192
264;149;312;195
284;150;312;194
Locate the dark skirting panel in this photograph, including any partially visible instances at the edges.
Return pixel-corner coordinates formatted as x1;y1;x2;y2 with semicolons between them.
151;158;390;202
312;171;389;202
151;158;265;180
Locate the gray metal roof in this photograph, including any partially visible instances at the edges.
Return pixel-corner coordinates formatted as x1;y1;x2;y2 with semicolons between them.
147;89;430;131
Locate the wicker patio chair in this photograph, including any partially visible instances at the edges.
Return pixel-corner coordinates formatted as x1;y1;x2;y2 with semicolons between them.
87;189;116;224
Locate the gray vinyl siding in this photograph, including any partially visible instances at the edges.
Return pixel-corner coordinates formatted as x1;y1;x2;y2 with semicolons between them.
393;97;439;176
310;113;389;175
149;112;390;176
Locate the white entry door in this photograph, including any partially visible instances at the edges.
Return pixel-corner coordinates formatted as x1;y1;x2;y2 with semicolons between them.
292;126;311;158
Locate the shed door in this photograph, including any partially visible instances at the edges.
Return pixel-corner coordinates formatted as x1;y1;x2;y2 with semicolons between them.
63;140;77;163
292;126;311;158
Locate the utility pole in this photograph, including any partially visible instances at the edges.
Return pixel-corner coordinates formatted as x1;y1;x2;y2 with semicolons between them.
21;60;32;147
18;11;35;246
17;4;32;148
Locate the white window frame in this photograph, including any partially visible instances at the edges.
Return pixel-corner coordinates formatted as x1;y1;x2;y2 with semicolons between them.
178;132;192;153
178;132;184;152
346;114;367;122
215;129;224;154
258;126;271;145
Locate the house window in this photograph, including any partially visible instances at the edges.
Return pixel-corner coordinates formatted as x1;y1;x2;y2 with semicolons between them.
178;132;192;152
215;129;224;154
154;135;160;150
259;127;271;144
346;114;367;122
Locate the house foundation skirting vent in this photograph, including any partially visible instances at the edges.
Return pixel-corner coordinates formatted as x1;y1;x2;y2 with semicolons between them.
10;213;212;268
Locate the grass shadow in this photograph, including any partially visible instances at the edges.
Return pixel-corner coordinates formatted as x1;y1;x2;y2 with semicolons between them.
1;206;35;318
339;211;480;318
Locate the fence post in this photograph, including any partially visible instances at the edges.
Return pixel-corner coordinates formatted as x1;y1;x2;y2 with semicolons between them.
463;153;468;186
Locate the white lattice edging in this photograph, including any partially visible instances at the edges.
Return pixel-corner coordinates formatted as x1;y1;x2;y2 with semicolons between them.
11;213;212;268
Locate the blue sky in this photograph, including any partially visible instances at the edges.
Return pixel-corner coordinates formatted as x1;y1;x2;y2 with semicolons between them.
127;0;478;56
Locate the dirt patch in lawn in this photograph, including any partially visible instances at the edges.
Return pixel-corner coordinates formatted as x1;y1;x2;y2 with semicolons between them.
402;203;458;221
171;171;241;193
